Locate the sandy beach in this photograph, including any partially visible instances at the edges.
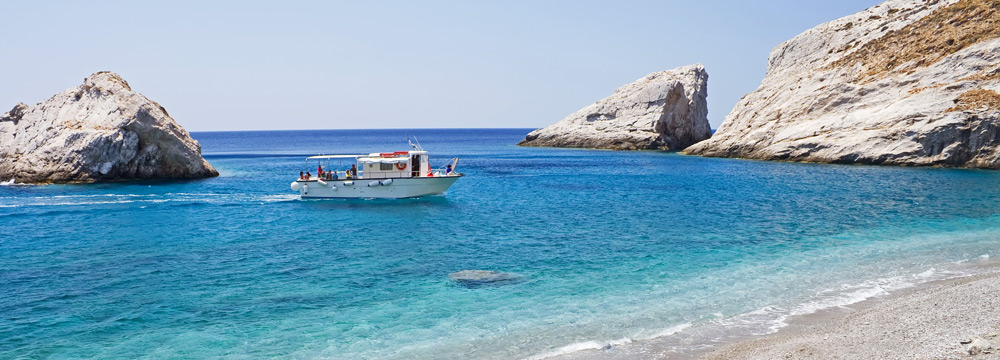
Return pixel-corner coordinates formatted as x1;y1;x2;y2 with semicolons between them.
700;271;1000;359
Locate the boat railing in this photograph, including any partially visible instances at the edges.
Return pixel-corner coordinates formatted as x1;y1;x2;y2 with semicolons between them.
300;169;461;181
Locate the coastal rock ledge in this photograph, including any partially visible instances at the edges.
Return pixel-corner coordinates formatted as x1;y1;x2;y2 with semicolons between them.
519;64;710;150
0;72;218;183
685;0;1000;168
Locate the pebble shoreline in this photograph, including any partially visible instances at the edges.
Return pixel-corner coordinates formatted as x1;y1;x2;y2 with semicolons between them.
700;271;1000;359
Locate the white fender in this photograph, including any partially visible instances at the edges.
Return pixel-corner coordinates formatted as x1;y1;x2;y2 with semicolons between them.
317;179;327;186
290;181;301;191
331;185;337;191
302;184;309;194
367;181;381;187
343;181;354;186
380;179;393;186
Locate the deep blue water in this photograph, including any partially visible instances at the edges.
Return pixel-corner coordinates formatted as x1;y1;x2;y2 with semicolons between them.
3;128;1000;359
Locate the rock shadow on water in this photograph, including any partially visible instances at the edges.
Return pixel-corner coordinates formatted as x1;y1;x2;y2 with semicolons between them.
448;270;522;288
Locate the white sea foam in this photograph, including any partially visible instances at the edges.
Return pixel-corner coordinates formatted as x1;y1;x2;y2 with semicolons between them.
2;192;299;208
1;177;15;186
523;323;693;360
525;337;635;360
790;267;972;317
688;266;977;349
47;194;157;198
494;261;991;360
258;194;299;202
565;266;990;359
640;322;693;341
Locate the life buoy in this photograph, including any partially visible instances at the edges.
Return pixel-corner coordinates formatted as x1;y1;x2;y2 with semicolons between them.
396;162;407;170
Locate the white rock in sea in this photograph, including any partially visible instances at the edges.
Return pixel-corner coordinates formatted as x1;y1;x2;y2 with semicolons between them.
519;64;710;150
0;71;218;183
685;0;1000;168
449;270;520;287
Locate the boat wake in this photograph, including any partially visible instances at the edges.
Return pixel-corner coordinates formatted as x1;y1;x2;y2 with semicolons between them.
0;193;301;209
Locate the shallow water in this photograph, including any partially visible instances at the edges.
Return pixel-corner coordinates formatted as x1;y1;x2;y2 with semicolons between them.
2;129;1000;359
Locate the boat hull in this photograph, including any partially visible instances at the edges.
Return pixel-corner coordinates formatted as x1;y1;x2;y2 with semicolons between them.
295;175;461;199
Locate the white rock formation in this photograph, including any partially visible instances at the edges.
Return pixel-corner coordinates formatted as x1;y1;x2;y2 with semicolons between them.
519;64;710;150
0;72;218;183
686;0;1000;168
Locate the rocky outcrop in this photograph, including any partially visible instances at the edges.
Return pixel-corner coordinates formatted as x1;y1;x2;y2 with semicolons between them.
686;0;1000;168
519;64;710;150
0;72;218;183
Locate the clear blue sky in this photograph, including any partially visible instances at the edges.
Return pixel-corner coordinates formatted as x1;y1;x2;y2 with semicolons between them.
0;1;879;131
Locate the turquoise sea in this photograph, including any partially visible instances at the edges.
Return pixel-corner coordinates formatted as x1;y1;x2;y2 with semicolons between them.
3;128;1000;359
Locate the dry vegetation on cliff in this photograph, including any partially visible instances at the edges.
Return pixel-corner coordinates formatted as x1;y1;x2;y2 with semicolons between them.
833;0;1000;83
947;89;1000;111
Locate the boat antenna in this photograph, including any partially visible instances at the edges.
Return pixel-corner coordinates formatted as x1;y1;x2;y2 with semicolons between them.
408;135;424;151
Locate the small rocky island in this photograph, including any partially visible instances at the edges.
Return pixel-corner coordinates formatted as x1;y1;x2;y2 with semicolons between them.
519;64;710;150
685;0;1000;168
0;71;218;183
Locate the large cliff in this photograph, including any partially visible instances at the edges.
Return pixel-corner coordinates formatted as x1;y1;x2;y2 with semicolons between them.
0;72;218;183
519;64;710;150
686;0;1000;168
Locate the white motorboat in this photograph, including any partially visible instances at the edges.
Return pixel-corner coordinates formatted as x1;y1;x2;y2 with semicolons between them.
290;149;462;199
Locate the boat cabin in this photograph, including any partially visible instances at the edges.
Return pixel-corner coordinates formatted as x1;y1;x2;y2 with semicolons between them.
303;150;439;181
359;151;431;179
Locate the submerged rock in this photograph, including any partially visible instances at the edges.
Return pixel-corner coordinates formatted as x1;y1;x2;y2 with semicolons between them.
519;64;710;150
686;0;1000;168
0;71;218;183
449;270;520;288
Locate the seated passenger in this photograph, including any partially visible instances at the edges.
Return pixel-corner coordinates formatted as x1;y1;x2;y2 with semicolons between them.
445;164;453;175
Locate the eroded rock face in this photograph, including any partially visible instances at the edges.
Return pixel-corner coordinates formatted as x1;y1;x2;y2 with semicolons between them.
685;0;1000;168
519;64;710;150
0;71;218;183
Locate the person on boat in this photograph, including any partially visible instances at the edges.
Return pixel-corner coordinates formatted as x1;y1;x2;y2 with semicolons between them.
349;164;358;178
331;170;338;180
299;171;304;180
317;165;324;178
306;171;312;180
445;164;453;175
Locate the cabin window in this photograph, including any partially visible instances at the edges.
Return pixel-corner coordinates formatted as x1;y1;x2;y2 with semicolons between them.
380;163;394;171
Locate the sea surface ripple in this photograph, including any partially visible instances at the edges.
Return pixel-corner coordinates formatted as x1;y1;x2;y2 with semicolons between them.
2;129;1000;359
